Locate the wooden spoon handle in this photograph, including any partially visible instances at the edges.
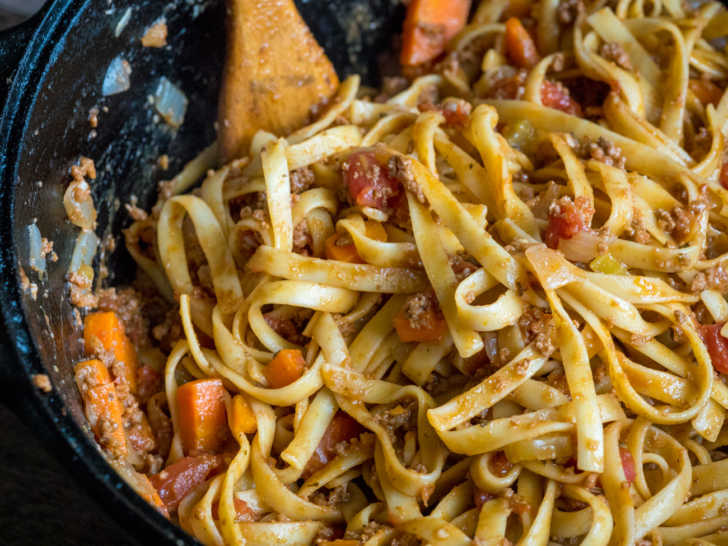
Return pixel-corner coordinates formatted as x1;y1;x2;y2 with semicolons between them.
218;0;339;163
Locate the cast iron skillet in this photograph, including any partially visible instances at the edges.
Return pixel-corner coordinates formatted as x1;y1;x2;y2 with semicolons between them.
0;0;404;543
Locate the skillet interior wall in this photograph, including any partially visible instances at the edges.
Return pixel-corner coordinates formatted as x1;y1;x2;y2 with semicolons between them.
7;0;404;492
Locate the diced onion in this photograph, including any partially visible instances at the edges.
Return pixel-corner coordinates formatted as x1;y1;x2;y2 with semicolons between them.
63;179;97;230
102;56;132;96
68;230;99;276
558;231;601;263
114;7;132;37
154;77;188;128
27;224;46;275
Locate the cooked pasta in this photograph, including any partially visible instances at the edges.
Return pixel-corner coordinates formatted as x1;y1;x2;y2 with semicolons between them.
68;0;728;544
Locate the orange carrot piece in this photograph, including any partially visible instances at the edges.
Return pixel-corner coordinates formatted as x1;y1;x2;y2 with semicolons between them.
400;0;472;66
84;311;139;393
74;359;128;457
325;233;362;263
177;378;229;455
504;17;540;68
393;301;448;343
689;79;723;107
266;349;306;389
228;394;257;436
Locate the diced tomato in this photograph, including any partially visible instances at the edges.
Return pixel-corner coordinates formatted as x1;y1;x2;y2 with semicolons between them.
211;497;258;522
473;488;495;509
150;455;223;511
541;80;582;116
619;447;636;484
343;151;402;211
543;196;594;249
720;162;728;190
700;323;728;374
137;365;162;402
303;412;364;477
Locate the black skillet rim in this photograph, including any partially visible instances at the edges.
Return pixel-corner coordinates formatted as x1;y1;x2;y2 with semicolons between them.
0;0;197;543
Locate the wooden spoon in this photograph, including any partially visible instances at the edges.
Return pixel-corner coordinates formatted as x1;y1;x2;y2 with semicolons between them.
218;0;340;163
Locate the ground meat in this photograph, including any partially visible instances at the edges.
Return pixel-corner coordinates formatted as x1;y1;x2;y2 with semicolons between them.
418;98;473;127
450;254;479;281
374;399;417;440
147;393;172;459
557;0;584;24
264;308;313;345
313;525;345;544
152;306;183;351
600;42;632;70
290;166;315;193
587;137;626;169
401;293;442;331
391;533;424;546
69;277;98;308
623;213;652;244
71;156;96;183
386;154;425;204
293;221;312;254
518;306;556;357
374;76;409;102
655;202;705;243
546;367;570;395
141;19;167;48
97;287;149;349
345;522;387;542
32;373;52;393
481;67;528;100
424;371;469;398
691;264;728;293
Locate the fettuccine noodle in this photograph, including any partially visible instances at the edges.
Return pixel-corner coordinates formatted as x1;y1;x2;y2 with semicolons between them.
71;0;728;544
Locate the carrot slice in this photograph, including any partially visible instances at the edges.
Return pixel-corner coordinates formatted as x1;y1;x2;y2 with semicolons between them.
504;17;540;68
266;349;306;388
400;0;472;66
74;359;128;458
177;378;229;455
84;311;139;393
689;79;723;107
229;394;257;436
325;233;362;263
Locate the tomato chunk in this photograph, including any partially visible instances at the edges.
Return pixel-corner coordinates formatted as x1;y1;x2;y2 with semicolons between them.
620;447;636;484
700;323;728;374
343;151;401;211
543;196;594;249
304;412;364;477
541;80;582;116
150;455;223;511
